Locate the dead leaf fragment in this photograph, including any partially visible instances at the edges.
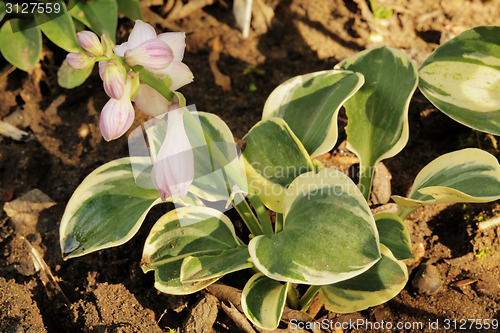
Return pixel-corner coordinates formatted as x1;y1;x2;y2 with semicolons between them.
209;36;232;91
252;0;275;35
167;0;215;21
0;120;31;141
3;189;56;229
182;293;218;333
453;278;477;288
220;301;256;333
306;294;323;318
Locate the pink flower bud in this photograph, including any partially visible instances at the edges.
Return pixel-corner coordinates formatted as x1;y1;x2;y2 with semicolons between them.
101;61;127;100
77;31;104;57
100;98;135;141
98;61;106;80
124;39;173;70
151;108;194;200
99;79;134;141
66;53;94;69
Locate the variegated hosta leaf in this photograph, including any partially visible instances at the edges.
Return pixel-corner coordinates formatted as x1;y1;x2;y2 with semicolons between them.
262;70;364;157
419;26;500;135
242;118;314;212
375;213;413;261
241;273;289;330
249;168;381;285
392;148;500;219
141;206;241;295
138;111;245;203
319;244;408;313
180;245;252;282
335;46;418;198
60;157;161;260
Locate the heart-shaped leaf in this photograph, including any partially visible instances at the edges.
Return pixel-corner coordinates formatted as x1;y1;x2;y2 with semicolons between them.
60;157;161;259
69;0;117;41
262;70;364;157
335;46;418;199
243;118;314;212
319;244;408;313
242;273;289;330
249;168;380;285
419;26;500;135
375;213;413;260
57;59;94;88
392;148;500;219
0;19;42;73
180;245;251;282
141;206;241;294
35;1;81;53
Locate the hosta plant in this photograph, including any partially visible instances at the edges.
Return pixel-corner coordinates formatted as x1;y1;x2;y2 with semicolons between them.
0;0;141;88
60;22;500;330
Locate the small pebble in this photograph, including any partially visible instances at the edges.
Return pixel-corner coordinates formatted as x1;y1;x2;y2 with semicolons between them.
412;264;442;295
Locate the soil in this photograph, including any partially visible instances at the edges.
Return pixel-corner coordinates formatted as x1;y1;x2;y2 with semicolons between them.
1;0;500;332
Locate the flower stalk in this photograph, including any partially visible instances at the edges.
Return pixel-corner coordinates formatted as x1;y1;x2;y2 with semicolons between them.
298;285;321;312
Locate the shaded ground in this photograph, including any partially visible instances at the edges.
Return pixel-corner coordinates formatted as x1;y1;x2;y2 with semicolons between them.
1;0;500;332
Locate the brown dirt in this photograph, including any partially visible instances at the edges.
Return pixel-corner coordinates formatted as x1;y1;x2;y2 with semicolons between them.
1;0;500;332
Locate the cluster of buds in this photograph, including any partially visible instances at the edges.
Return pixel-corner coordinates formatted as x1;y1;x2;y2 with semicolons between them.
66;20;194;141
67;21;195;200
66;31;113;70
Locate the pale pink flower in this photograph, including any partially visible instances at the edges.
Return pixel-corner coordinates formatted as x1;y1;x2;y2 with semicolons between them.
124;39;173;69
133;84;180;116
114;20;193;90
151;108;194;200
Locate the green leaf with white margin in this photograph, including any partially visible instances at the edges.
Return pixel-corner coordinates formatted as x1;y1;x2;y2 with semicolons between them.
262;70;364;157
117;0;143;20
419;26;500;135
180;245;251;282
335;46;418;198
68;0;117;42
0;19;42;73
392;148;500;220
60;157;161;259
35;1;81;53
141;206;242;294
249;168;381;285
375;213;413;260
145;111;245;202
242;273;289;330
319;244;408;313
242;118;314;213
